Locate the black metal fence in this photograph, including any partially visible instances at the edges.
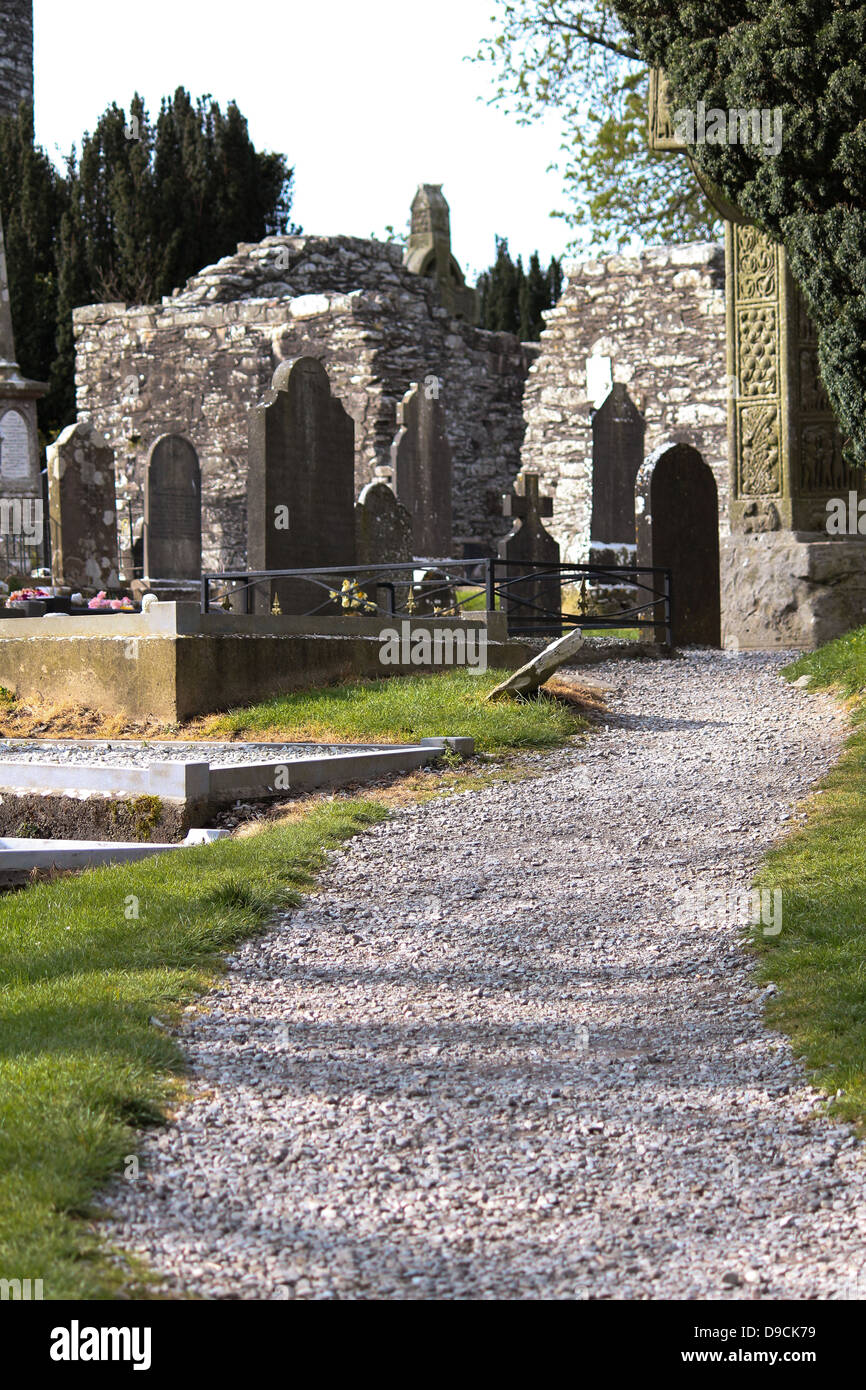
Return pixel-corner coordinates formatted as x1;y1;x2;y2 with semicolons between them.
201;559;673;646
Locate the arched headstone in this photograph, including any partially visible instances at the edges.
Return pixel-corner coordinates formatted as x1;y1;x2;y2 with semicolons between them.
248;357;356;614
590;384;645;560
144;434;201;582
636;442;720;646
355;481;412;611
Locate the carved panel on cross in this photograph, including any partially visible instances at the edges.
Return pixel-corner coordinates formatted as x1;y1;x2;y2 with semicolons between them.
740;403;781;496
737;307;778;398
731;223;783;501
735;225;778;301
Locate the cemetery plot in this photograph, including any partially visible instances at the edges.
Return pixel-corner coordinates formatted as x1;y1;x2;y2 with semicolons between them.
0;737;472;842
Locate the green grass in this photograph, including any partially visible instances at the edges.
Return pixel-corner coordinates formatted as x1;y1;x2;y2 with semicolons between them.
455;585;495;612
201;669;584;753
0;799;386;1299
0;670;585;1298
786;626;866;706
752;626;866;1125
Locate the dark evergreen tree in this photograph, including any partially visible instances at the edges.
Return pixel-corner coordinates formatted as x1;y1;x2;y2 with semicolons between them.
0;88;295;435
611;2;866;466
0;103;67;428
477;236;563;339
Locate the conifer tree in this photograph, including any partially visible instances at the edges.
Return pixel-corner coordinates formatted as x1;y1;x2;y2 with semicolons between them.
0;89;295;434
477;236;563;339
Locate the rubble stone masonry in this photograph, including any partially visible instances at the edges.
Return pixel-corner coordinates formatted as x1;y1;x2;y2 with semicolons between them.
521;243;728;560
73;236;535;569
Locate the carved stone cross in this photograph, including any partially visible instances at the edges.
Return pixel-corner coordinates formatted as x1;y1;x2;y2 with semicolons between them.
501;473;553;534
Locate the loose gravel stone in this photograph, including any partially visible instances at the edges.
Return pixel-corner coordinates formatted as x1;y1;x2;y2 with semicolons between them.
103;650;866;1300
0;740;381;768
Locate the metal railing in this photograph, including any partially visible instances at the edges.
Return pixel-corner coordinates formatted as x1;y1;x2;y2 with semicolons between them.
201;559;673;646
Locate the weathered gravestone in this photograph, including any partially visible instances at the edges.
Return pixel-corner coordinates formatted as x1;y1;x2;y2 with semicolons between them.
391;383;453;558
47;420;119;590
590;384;645;563
248;357;356;614
498;473;561;631
143;434;201;585
635;441;720;646
355;481;412;612
0;207;47;575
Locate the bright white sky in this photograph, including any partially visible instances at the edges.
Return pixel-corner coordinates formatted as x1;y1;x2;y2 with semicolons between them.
33;0;571;282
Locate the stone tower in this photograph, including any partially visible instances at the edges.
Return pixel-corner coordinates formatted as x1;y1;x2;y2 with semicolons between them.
0;1;33;120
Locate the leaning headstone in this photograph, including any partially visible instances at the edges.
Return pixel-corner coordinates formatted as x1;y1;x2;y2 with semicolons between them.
486;628;584;700
248;357;356;614
635;441;720;646
498;473;561;631
355;481;412;613
391;383;453;558
590;384;645;563
47;420;119;590
141;434;202;602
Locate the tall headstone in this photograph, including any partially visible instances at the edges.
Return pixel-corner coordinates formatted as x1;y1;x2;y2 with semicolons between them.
0;206;47;574
590;384;646;564
143;434;202;584
403;185;478;322
248;357;356;614
499;473;561;631
391;383;453;558
635;442;720;646
47;420;119;590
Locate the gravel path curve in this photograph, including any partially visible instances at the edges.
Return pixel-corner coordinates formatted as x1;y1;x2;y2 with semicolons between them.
104;650;866;1300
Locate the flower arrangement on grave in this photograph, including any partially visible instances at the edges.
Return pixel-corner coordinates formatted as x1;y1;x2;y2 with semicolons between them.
327;578;377;615
7;586;52;603
87;591;135;611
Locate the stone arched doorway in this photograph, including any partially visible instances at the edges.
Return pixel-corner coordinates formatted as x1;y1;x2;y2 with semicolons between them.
636;442;721;646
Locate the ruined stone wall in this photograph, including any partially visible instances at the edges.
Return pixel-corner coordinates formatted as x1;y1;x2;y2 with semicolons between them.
0;0;33;120
521;242;728;561
74;235;533;569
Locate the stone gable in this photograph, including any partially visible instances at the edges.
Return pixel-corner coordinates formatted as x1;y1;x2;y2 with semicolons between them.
520;242;728;561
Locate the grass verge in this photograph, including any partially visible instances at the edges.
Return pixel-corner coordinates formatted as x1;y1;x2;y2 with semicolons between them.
0;669;585;752
0;672;591;1298
0;799;386;1298
197;669;583;751
751;629;866;1126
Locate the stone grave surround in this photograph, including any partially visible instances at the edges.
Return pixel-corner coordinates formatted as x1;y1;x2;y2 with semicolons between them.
247;357;356;615
142;433;202;588
46;420;120;591
72;227;535;571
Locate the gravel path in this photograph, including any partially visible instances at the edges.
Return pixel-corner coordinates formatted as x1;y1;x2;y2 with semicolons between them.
104;650;866;1300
